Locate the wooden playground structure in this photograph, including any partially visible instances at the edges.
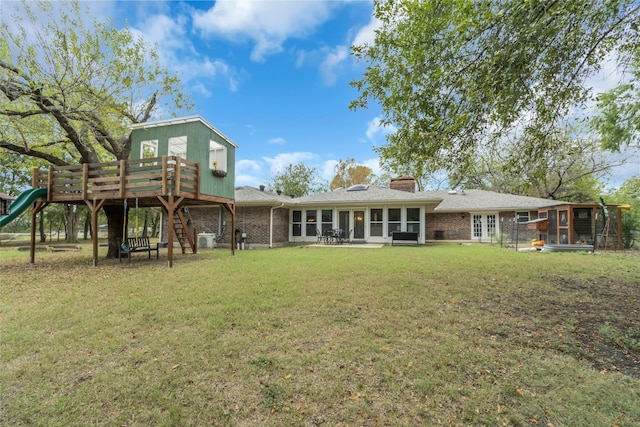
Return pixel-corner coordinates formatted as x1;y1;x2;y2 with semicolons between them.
27;155;236;267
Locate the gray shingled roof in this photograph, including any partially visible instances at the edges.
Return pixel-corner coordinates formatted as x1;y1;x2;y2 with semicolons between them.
234;186;294;206
424;189;566;211
234;186;566;211
296;185;441;205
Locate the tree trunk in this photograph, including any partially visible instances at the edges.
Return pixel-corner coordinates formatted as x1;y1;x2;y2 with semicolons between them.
151;209;160;238
39;210;46;243
104;204;126;259
83;209;91;240
64;204;80;243
142;209;149;238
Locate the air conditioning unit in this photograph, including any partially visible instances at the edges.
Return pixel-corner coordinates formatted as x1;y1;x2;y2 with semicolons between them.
198;233;217;249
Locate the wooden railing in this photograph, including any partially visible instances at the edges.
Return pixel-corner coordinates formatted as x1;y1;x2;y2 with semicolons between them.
32;156;200;202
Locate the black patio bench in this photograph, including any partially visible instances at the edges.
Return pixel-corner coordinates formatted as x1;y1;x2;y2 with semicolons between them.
391;231;419;246
117;236;159;261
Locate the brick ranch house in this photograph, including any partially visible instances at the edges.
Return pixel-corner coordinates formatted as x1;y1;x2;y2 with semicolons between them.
161;177;566;248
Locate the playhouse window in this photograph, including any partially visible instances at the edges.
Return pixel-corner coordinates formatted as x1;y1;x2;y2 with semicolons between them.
209;140;227;172
140;140;158;159
168;136;187;160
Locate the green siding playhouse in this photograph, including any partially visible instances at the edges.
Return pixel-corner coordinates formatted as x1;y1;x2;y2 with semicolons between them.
130;116;237;200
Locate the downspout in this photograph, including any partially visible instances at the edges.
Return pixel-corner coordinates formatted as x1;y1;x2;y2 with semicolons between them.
269;203;285;248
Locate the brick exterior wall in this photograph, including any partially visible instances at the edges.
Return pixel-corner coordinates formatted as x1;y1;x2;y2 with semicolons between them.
500;210;540;242
426;212;470;240
161;205;290;248
426;210;540;242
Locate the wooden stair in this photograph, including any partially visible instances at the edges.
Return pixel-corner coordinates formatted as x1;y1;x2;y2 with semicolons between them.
173;208;197;254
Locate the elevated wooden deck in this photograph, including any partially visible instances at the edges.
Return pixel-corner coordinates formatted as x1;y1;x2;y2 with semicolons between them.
28;156;235;267
32;156;231;206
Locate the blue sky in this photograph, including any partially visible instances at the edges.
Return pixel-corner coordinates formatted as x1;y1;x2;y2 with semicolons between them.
4;1;638;189
105;0;389;188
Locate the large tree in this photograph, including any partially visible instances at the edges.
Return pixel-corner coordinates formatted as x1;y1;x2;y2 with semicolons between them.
350;0;640;178
0;1;191;255
593;47;640;152
450;129;627;202
268;163;326;197
607;176;640;248
329;158;379;190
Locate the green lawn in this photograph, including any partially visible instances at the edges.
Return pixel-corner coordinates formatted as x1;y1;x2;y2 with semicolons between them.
1;244;639;426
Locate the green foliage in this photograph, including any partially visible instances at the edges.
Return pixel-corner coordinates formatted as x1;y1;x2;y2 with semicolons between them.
0;152;44;195
350;0;640;177
452;129;613;202
268;163;327;197
0;0;192;165
607;176;640;248
329;158;379;190
593;48;640;151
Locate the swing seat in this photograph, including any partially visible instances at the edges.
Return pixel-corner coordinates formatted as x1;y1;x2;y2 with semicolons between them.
117;237;159;262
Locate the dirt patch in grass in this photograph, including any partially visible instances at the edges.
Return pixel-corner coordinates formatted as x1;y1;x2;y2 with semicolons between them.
477;274;640;378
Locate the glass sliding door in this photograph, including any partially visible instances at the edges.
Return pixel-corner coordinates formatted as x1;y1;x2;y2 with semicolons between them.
354;210;365;239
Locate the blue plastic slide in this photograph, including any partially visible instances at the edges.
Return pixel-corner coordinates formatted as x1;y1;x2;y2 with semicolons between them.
0;188;48;228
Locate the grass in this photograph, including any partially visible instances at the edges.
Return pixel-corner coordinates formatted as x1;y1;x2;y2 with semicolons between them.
1;243;639;426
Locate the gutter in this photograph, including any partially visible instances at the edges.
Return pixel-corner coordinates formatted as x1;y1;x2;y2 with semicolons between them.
269;202;285;248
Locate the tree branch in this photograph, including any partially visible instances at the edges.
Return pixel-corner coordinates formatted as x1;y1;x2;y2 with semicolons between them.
0;140;68;166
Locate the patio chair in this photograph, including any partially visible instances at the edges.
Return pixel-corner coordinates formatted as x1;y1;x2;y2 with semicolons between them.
323;228;334;244
343;228;353;244
316;228;324;244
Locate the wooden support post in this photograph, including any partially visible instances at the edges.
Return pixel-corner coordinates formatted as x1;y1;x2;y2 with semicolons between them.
617;207;624;249
194;162;200;197
47;166;54;202
228;202;236;256
175;159;182;197
161;156;168;195
85;199;107;267
29;201;48;264
82;163;89;200
119;159;126;198
157;195;177;268
166;196;174;268
32;167;38;189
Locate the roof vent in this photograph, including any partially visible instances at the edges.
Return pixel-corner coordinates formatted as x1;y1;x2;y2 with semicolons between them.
347;184;369;192
448;190;457;195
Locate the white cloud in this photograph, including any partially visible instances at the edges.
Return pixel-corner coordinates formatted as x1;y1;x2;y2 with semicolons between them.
268;137;287;145
321;159;339;181
193;1;335;62
365;117;397;141
130;13;242;93
351;15;381;48
236;159;262;174
319;45;349;86
262;152;317;175
361;157;383;176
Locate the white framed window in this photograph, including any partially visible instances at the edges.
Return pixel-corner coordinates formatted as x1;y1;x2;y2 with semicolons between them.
516;211;530;223
140;140;158;159
306;210;317;236
370;208;383;237
209;140;227;172
168;136;187;159
292;210;302;237
406;207;421;235
387;208;401;235
321;209;333;232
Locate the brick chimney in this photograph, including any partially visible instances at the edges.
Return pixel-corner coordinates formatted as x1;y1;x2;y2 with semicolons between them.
390;177;416;193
